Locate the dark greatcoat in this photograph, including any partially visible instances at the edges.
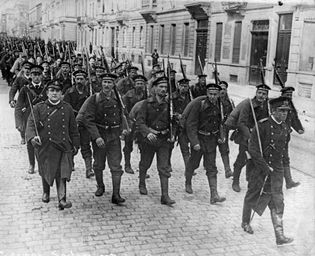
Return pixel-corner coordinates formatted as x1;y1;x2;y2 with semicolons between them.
63;86;89;116
25;100;80;186
9;75;31;102
246;117;290;215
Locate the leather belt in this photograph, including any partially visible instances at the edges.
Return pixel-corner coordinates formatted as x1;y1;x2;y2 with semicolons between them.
149;127;169;135
96;123;120;130
198;130;219;136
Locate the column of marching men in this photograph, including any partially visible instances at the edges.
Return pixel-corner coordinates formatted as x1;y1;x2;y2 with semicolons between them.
0;36;306;246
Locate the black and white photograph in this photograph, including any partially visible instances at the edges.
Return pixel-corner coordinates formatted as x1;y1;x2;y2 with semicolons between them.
0;0;314;255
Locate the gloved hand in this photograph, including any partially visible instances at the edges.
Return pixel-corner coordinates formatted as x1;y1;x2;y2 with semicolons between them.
193;144;201;151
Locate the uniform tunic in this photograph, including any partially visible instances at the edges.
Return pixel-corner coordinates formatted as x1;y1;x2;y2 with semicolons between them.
25;100;80;186
83;91;123;175
245;117;289;216
136;96;172;177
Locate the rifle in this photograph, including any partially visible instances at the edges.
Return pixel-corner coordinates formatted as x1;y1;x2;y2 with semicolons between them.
100;46;110;73
83;47;93;95
213;59;225;144
113;82;131;135
37;42;43;58
179;54;193;100
26;91;42;146
140;52;150;98
167;55;175;143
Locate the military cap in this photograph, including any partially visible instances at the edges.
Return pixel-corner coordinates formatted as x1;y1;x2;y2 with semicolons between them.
206;83;221;90
219;80;229;88
133;74;147;82
256;84;271;91
280;86;295;94
41;61;50;66
95;66;105;71
30;64;44;74
155;70;165;75
198;74;207;78
47;80;63;91
127;66;139;72
152;63;161;69
170;70;177;73
73;70;87;78
178;78;190;84
60;61;70;67
152;76;169;87
269;96;291;110
100;73;118;80
22;61;32;68
90;71;96;76
72;63;82;68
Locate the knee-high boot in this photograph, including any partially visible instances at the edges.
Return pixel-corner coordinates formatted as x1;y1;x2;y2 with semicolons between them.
241;197;253;234
84;157;94;178
139;168;148;195
94;170;105;196
160;176;175;206
270;208;294;246
221;154;233;178
111;175;125;205
207;175;226;204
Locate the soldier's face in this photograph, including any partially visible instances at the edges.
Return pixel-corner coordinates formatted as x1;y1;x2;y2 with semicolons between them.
23;66;31;76
207;89;219;104
31;73;43;84
61;65;70;73
47;88;62;102
199;77;206;86
135;81;145;93
155;82;168;98
220;85;227;98
42;63;49;72
96;69;104;78
75;75;86;88
282;92;293;99
179;83;189;94
256;89;268;103
102;79;114;93
273;108;289;122
129;70;137;79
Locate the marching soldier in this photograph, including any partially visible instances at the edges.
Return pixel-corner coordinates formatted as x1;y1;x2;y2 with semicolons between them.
122;74;147;174
56;61;72;94
15;64;47;174
41;61;52;84
9;61;32;109
136;76;176;206
280;86;303;189
80;73;127;204
64;70;93;178
218;81;234;178
25;80;80;210
191;74;207;98
225;84;270;192
184;83;226;204
173;78;191;169
116;66;138;95
241;96;293;246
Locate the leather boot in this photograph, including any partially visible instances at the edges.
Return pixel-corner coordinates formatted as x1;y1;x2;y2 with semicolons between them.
139;169;148;195
207;176;226;204
28;164;35;174
124;152;134;174
270;209;294;246
284;166;300;189
111;175;125;205
185;164;194;194
41;177;50;203
84;157;94;178
222;155;233;178
241;200;253;234
232;167;241;192
160;176;175;206
57;178;72;210
94;170;105;196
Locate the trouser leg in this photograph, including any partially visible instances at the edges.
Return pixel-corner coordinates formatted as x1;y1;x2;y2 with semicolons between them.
41;176;50;203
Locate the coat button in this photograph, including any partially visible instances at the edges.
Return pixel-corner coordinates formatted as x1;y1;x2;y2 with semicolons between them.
48;132;51;134
104;114;107;117
49;138;51;141
63;125;65;128
63;138;66;140
62;119;65;121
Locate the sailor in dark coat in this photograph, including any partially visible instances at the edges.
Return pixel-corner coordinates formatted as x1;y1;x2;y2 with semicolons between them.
281;86;304;189
241;96;293;246
184;83;226;204
63;70;93;178
116;66;138;95
122;74;147;174
15;65;48;174
80;73;127;205
191;74;207;98
26;80;80;210
225;84;270;192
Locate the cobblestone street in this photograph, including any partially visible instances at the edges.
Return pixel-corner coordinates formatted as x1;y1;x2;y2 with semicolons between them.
0;78;314;256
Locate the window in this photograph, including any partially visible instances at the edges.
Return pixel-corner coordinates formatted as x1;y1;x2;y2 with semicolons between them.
160;25;165;54
132;27;136;48
170;24;176;55
215;23;223;62
182;23;189;57
232;21;242;64
148;25;154;53
140;26;144;48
